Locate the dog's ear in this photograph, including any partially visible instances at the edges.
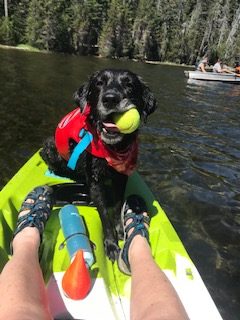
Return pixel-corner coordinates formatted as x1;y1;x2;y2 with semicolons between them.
73;71;101;111
73;83;90;111
138;77;157;123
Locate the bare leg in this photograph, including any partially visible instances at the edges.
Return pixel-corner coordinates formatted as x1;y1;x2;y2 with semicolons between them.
0;186;53;320
129;234;189;320
0;227;52;320
118;195;189;320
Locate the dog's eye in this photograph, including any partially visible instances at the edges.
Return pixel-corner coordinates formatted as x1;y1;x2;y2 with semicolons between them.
126;82;133;88
121;77;133;89
96;75;108;87
96;80;104;86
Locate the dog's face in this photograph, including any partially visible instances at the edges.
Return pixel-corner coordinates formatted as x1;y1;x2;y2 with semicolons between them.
74;69;157;145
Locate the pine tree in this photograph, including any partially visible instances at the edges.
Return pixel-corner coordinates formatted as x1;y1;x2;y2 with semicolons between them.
69;0;104;55
99;0;135;58
0;16;14;44
132;0;160;61
11;0;30;44
26;0;71;52
1;0;240;65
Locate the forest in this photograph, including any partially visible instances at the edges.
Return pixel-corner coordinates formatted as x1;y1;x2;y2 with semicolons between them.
1;0;240;65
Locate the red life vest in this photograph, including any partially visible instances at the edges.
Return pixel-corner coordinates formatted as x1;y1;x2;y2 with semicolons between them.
55;105;138;176
235;66;240;74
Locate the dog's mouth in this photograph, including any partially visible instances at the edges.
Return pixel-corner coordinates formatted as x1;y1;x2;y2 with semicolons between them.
99;115;123;145
96;100;138;145
102;121;120;133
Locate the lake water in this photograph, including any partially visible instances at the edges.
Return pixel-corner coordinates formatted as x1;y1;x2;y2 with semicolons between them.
0;48;240;319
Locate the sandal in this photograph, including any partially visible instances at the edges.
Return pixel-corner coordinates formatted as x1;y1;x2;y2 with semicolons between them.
10;185;54;254
118;195;150;275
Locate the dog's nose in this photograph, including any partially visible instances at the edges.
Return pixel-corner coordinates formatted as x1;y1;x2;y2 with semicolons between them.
102;92;121;106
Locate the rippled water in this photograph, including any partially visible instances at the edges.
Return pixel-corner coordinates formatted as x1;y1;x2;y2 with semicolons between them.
0;48;240;319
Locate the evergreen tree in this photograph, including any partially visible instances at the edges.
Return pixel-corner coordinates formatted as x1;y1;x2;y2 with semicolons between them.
11;0;30;44
224;4;240;63
99;0;135;58
69;0;104;55
26;0;71;52
0;0;240;65
132;0;160;60
0;16;14;44
183;0;206;64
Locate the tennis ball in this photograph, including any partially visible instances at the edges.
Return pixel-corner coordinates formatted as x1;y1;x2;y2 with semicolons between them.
113;107;140;134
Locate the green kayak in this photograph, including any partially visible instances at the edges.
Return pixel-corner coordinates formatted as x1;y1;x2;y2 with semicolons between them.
0;151;222;319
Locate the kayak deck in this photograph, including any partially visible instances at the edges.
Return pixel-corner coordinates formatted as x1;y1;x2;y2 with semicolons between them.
0;151;223;319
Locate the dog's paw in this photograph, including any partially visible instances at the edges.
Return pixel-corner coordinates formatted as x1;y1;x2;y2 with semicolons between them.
115;222;124;240
104;239;120;262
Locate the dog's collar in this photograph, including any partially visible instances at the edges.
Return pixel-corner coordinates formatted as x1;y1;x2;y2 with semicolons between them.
55;105;138;175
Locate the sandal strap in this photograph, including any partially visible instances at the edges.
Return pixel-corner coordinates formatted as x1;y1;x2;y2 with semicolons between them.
13;207;50;238
118;195;150;275
20;186;53;211
124;212;150;235
10;186;53;254
122;211;150;272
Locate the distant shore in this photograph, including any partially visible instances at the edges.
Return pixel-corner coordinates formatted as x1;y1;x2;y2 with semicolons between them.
0;43;195;68
0;44;42;52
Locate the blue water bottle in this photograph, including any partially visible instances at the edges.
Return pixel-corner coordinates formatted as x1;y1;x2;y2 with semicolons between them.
59;204;94;267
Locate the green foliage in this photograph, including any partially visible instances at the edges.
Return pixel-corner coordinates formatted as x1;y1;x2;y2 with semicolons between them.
132;0;160;60
99;0;135;58
0;0;240;65
69;0;104;54
0;17;14;44
26;0;72;52
11;0;30;44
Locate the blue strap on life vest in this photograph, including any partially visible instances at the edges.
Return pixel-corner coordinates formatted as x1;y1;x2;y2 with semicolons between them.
67;129;93;170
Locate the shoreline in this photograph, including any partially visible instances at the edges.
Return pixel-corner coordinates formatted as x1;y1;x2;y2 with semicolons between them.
0;43;52;54
0;43;194;68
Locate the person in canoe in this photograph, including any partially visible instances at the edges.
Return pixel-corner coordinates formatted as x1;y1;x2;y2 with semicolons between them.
0;187;188;320
213;58;233;74
196;56;208;72
235;62;240;74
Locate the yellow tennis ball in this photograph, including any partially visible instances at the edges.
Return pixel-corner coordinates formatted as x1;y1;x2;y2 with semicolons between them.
113;107;140;134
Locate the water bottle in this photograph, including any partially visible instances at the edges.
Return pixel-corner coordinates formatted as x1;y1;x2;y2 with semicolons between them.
59;204;94;267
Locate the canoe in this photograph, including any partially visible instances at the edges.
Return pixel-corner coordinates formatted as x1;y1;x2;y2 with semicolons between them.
184;70;240;83
0;151;223;320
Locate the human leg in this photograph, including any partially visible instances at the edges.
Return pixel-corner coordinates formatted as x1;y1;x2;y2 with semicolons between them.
118;195;189;320
0;186;53;320
129;235;188;320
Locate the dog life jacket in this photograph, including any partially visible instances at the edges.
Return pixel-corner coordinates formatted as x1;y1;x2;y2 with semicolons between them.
55;104;138;176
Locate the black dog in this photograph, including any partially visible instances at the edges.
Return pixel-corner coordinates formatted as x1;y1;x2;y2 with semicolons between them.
40;69;157;261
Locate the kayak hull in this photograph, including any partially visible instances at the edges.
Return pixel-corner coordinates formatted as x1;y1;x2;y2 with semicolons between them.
0;151;223;319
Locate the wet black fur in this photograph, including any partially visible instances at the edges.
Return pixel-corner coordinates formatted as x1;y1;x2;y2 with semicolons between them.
40;69;157;261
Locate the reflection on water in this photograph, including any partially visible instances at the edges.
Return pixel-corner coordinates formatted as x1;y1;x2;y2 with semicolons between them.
0;49;240;319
